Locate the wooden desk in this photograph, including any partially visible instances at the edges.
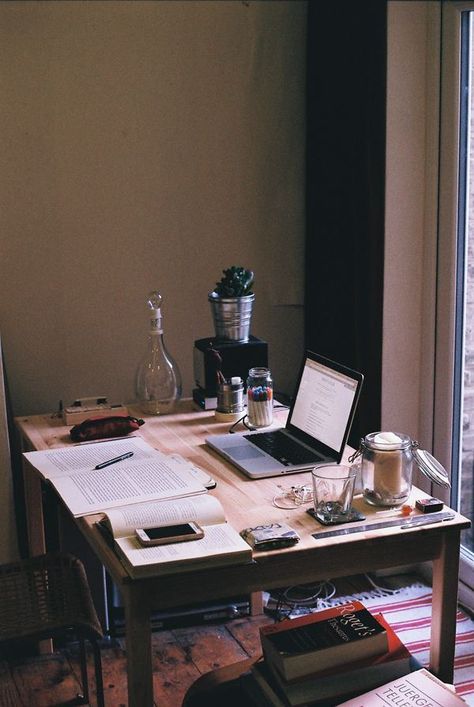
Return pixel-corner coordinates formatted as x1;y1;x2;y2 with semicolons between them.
16;401;470;707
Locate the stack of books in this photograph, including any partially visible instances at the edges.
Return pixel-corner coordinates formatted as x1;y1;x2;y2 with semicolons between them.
250;601;419;706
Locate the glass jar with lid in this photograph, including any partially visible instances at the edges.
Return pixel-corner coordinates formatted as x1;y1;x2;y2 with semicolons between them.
352;431;451;507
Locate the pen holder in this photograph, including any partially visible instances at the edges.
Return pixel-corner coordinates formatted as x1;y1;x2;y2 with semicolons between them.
247;367;273;428
215;377;246;422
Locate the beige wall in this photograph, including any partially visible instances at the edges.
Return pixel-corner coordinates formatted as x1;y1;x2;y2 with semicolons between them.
383;1;431;445
0;0;306;416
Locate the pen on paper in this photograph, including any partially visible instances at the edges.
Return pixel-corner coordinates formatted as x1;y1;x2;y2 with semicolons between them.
94;451;134;470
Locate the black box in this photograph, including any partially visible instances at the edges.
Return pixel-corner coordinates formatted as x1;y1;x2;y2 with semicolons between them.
193;336;268;405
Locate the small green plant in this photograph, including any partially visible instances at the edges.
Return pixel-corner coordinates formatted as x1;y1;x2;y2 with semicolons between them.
213;266;254;297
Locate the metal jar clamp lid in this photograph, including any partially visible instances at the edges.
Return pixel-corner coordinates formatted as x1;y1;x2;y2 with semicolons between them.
411;442;451;488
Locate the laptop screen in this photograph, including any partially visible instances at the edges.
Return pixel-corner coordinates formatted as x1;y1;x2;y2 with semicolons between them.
286;352;363;459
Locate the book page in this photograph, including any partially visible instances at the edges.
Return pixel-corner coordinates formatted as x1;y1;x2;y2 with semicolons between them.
168;453;216;488
50;457;206;517
115;522;252;576
23;437;158;479
103;494;226;538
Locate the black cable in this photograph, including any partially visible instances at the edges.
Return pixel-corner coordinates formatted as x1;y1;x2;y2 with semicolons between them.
228;402;289;434
229;414;256;433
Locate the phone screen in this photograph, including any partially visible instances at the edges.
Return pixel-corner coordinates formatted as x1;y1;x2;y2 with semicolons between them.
143;523;198;540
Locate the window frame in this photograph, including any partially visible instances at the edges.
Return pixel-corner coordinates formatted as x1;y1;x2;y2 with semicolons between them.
433;0;474;605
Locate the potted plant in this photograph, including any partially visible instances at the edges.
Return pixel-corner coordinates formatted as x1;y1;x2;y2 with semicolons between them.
208;266;255;342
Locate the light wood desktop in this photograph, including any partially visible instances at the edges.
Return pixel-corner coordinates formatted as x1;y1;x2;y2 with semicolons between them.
16;401;470;707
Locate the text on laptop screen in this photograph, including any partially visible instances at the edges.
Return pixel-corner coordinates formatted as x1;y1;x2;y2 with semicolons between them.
289;358;359;452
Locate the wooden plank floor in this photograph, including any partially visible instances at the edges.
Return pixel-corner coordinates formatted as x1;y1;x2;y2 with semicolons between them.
0;575;393;706
0;613;273;706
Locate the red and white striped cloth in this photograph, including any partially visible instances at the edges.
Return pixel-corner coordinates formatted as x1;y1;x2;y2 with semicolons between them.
329;584;474;704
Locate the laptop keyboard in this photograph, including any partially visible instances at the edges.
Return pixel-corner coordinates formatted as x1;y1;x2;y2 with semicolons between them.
243;430;323;466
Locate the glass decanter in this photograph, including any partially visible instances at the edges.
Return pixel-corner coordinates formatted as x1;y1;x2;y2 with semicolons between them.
135;290;182;415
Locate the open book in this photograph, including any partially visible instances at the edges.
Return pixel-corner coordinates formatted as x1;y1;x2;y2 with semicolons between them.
23;437;212;517
99;494;252;578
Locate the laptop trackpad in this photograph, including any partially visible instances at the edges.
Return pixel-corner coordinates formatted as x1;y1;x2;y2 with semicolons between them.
223;445;264;460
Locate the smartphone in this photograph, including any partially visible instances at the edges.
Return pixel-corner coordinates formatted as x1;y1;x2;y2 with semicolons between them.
135;522;204;546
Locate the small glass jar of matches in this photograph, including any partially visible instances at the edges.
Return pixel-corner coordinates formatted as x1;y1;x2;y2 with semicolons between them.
247;367;273;428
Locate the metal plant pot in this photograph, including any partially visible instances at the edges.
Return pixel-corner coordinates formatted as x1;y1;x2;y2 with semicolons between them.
208;292;255;343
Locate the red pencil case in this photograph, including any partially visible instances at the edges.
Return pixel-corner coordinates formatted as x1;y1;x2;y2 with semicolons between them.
69;415;145;442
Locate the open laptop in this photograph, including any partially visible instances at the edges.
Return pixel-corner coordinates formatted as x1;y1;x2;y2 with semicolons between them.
205;351;364;479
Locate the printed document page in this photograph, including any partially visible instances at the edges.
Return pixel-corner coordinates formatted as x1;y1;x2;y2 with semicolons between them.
23;437;159;479
49;455;207;517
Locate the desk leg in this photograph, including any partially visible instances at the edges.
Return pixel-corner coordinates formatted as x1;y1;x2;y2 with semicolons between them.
22;463;46;556
123;586;154;707
250;591;264;615
23;461;51;654
430;529;461;683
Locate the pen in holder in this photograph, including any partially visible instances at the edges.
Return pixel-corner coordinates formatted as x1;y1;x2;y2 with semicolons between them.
247;367;273;428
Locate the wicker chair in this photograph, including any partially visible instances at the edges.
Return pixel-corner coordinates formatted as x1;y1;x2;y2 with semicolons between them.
0;552;104;706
